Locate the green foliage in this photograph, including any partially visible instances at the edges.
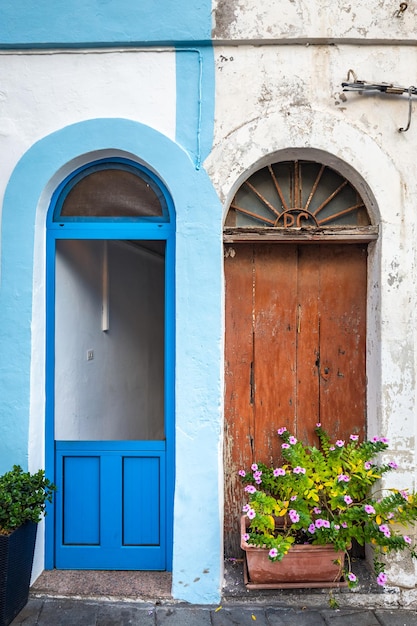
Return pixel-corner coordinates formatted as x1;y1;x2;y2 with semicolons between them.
0;465;56;535
240;425;417;589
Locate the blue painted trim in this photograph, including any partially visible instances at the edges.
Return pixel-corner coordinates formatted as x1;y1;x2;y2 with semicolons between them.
1;118;223;603
56;441;166;451
0;1;212;48
164;234;175;571
46;155;176;570
175;46;215;169
51;157;171;223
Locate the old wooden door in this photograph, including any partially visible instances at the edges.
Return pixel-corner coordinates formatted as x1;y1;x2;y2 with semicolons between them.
224;242;367;555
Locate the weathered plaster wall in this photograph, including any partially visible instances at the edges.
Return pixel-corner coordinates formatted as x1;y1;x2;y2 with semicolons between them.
212;0;417;42
205;33;417;592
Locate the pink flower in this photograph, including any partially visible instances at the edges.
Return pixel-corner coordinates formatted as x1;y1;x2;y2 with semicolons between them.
289;509;300;523
337;474;350;482
242;504;250;512
282;443;290;449
388;461;398;469
293;466;306;474
376;572;387;586
313;507;321;514
251;463;258;471
341;522;348;528
335;440;345;447
289;436;297;445
364;504;375;514
242;533;250;542
379;524;391;538
273;468;285;477
245;485;256;493
329;446;335;451
277;427;287;435
238;469;246;477
404;536;412;544
308;523;316;533
247;509;256;520
350;434;359;441
364;462;372;470
269;548;278;558
290;495;297;501
348;572;357;582
316;422;321;427
344;495;353;505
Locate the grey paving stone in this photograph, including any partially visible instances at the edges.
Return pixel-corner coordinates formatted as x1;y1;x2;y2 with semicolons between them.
266;606;327;625
375;609;417;626
321;609;380;625
156;606;212;626
10;598;44;625
210;607;268;626
36;598;98;625
97;602;156;625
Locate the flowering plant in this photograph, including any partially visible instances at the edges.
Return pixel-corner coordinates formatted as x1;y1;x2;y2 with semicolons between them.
240;424;417;588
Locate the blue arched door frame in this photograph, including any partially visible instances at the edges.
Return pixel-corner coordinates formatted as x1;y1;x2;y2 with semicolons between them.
45;158;175;570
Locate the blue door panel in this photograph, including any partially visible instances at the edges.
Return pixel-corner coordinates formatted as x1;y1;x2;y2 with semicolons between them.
55;442;166;569
62;456;100;545
123;456;161;546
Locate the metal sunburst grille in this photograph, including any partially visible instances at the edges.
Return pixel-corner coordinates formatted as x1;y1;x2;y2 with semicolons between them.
226;161;370;229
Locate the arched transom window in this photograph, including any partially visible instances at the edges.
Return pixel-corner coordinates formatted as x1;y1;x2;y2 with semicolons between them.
52;158;170;223
225;160;377;242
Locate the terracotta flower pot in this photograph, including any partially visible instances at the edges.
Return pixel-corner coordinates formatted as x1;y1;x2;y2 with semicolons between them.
241;516;345;586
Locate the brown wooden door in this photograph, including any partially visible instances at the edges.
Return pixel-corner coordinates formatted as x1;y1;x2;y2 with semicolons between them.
224;242;367;555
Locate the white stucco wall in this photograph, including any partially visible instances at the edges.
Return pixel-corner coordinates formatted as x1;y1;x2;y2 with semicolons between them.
0;50;176;221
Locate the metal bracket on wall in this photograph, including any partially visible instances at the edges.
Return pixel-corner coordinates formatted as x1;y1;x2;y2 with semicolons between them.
342;69;417;132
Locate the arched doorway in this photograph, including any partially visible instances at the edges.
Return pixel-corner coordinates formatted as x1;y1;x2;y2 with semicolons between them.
46;157;175;570
224;159;378;555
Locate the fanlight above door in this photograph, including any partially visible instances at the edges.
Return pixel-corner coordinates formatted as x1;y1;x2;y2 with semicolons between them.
225;160;373;235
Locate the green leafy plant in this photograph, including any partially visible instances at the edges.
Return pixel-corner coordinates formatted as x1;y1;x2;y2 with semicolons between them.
0;465;56;535
240;424;417;588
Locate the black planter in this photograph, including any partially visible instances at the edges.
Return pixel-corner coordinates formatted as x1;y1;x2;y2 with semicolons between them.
0;522;37;626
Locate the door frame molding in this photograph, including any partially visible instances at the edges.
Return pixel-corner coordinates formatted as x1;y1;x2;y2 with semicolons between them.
45;168;175;571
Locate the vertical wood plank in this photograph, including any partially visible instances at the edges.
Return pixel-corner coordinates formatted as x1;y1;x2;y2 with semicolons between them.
224;244;255;556
318;244;367;441
296;245;321;444
253;244;298;463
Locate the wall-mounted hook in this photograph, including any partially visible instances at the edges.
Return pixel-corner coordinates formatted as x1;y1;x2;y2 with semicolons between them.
345;69;358;83
342;74;417;133
394;2;408;17
399;86;414;132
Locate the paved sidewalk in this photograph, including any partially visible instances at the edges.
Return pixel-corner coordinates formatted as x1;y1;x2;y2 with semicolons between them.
10;598;417;626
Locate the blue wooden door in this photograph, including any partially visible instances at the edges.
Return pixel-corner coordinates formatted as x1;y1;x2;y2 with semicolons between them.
46;159;175;572
55;442;166;569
